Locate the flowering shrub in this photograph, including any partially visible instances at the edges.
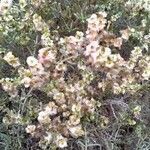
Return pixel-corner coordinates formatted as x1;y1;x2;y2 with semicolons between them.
0;0;149;149
1;9;150;148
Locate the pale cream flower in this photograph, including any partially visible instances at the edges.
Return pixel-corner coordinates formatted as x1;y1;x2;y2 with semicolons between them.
21;77;32;88
3;52;20;68
53;92;66;105
131;47;142;58
30;63;45;79
87;14;97;24
68;125;84;138
0;0;12;14
133;105;141;119
33;14;47;31
55;134;68;148
98;11;107;18
105;59;115;68
55;63;67;72
38;111;51;124
45;102;58;116
63;111;70;117
127;60;136;70
101;116;109;128
103;47;111;57
87;12;107;32
83;98;96;113
19;0;27;8
41;33;54;46
3;111;21;124
87;14;99;32
98;81;106;92
90;51;99;64
113;82;122;94
18;67;32;77
120;28;130;40
122;75;135;84
113;37;123;48
61;104;67;111
68;115;80;126
71;104;81;113
142;68;150;80
98;16;107;30
29;63;45;76
44;132;52;143
84;41;99;56
86;30;98;41
26;56;38;67
65;35;82;54
38;47;56;67
25;125;36;134
31;76;46;88
109;54;120;62
31;0;45;8
76;31;84;39
128;119;136;125
0;78;18;97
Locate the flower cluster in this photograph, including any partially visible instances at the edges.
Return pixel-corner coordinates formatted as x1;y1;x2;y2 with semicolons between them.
61;12;150;94
59;31;84;56
18;50;54;89
3;52;20;68
0;77;18;97
24;78;97;148
125;0;150;12
1;11;150;149
33;14;48;32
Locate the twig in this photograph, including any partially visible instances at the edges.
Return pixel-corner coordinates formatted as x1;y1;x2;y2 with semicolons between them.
110;104;118;121
20;88;33;115
57;55;77;65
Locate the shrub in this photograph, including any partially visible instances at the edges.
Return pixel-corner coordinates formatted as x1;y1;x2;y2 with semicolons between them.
0;0;149;149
